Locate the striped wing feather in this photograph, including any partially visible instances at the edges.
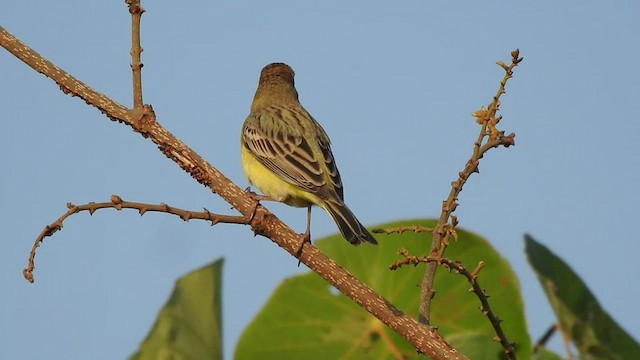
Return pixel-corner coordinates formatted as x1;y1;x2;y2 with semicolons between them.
242;106;343;201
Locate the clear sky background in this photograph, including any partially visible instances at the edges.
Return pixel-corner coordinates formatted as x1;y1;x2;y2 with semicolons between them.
1;2;638;359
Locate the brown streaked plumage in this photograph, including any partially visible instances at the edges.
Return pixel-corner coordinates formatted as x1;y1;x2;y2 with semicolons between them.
241;63;377;246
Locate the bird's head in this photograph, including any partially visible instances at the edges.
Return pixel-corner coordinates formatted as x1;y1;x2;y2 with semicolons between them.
251;63;300;111
259;63;295;85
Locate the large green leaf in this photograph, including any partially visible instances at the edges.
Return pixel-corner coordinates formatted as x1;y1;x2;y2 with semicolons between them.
525;235;640;359
235;219;530;359
130;259;224;360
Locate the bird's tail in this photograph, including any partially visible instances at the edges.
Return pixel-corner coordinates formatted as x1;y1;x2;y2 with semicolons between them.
323;200;378;245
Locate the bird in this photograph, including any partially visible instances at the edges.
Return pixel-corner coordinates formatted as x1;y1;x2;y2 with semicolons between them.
241;62;377;250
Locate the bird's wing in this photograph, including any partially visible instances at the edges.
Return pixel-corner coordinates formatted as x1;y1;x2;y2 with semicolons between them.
242;109;332;197
314;122;344;201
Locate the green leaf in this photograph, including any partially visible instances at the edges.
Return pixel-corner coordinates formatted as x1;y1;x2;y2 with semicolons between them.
130;259;224;360
525;235;640;359
447;333;505;359
235;219;530;359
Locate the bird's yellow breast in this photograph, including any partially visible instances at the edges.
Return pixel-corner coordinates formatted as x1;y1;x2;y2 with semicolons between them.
241;145;319;208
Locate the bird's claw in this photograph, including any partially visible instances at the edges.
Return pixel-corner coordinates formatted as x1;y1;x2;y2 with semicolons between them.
295;231;311;266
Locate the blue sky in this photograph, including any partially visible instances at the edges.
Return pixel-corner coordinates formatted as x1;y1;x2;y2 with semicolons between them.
1;1;638;359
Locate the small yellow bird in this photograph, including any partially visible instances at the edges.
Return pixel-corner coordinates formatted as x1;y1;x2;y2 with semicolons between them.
241;63;377;247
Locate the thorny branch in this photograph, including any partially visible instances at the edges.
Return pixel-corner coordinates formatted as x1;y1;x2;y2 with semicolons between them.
420;49;522;326
22;195;254;283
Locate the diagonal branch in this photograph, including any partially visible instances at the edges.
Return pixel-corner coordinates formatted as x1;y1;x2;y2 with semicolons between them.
0;24;464;358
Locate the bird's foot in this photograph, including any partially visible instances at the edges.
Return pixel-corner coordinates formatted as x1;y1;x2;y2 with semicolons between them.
244;187;273;202
295;230;311;266
243;188;275;223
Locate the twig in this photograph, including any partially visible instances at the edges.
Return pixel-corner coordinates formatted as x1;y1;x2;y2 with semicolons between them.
533;323;557;354
126;0;145;108
22;195;254;283
372;225;434;235
419;50;522;329
391;250;516;358
0;19;466;359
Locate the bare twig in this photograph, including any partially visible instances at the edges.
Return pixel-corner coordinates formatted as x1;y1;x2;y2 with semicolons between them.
22;195;254;283
372;225;434;235
127;0;145;107
419;50;522;330
0;21;465;359
533;323;558;354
